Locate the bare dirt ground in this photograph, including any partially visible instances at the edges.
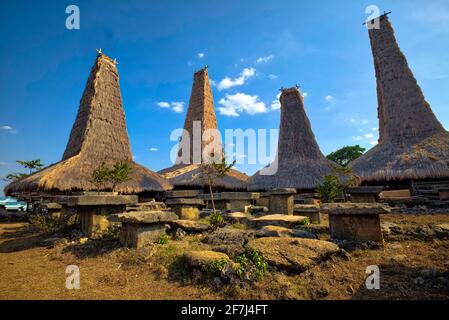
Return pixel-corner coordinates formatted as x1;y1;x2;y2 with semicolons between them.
1;214;449;300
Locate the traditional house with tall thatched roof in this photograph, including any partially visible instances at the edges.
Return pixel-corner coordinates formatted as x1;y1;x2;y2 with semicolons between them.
248;87;336;191
4;52;172;196
159;67;248;190
349;14;449;184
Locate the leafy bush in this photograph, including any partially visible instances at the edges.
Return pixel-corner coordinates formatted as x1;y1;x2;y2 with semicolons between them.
297;217;311;227
233;248;268;281
203;258;228;275
317;174;342;203
101;225;121;241
207;211;224;230
28;214;62;233
157;234;169;245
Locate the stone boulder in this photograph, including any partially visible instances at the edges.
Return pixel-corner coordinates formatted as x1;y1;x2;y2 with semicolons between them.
256;226;317;239
251;214;308;229
109;211;178;223
203;226;255;247
223;212;253;225
247;237;340;273
183;250;230;268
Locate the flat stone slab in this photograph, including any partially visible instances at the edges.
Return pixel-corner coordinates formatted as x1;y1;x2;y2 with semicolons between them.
223;212;254;224
164;190;201;198
127;201;167;211
269;188;297;195
198;193;221;201
220;192;260;200
183;251;230;268
56;195;138;207
346;186;384;194
40;202;62;210
321;203;391;215
247;237;340;273
168;219;211;232
251;214;308;228
294;205;320;213
109;211;178;224
166;198;204;206
256;226;317;239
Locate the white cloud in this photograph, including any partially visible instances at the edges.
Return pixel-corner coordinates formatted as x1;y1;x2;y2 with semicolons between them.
0;125;17;133
268;74;278;80
325;95;336;103
218;93;267;117
157;101;184;113
364;133;375;139
270;93;282;111
147;147;159;152
171;102;184;113
256;55;274;64
372;127;378;131
352;136;364;141
370;141;378;145
217;67;256;91
302;92;308;98
197;52;205;59
157;102;170;108
0;161;7;166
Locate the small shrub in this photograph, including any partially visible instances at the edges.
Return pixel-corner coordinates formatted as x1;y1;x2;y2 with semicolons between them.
157;234;169;245
101;225;121;241
28;214;63;233
247;248;268;280
297;217;311;227
317;174;342;203
208;211;224;229
232;249;268;282
203;258;228;275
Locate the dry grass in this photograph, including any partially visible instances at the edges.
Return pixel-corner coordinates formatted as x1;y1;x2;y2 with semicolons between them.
1;213;449;300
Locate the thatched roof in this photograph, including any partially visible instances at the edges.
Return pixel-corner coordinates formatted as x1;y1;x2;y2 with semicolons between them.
5;53;171;195
247;87;336;191
159;164;248;190
160;67;248;189
349;15;449;183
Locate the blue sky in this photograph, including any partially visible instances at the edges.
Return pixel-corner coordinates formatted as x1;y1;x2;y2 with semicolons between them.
1;0;449;195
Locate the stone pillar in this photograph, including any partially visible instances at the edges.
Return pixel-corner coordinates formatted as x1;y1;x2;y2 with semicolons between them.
220;192;260;212
166;198;204;220
56;194;137;238
321;203;391;244
293;205;321;224
268;188;296;215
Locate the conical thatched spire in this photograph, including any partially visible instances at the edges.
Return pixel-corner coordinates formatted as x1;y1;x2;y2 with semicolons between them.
248;87;335;191
5;53;172;195
160;67;248;190
179;67;222;164
350;15;449;183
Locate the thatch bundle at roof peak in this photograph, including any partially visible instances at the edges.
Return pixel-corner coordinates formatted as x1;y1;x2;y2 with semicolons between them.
349;16;449;183
248;87;335;191
5;52;171;195
159;68;248;190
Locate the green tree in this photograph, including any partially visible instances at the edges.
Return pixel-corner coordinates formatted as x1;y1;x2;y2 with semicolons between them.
2;172;28;183
16;159;44;174
91;162;110;191
326;145;366;167
317;164;359;203
201;149;236;214
108;161;133;192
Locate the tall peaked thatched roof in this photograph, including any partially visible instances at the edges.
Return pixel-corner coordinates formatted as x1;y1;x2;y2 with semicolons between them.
5;52;172;195
349;15;449;183
159;67;248;190
248;87;335;191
